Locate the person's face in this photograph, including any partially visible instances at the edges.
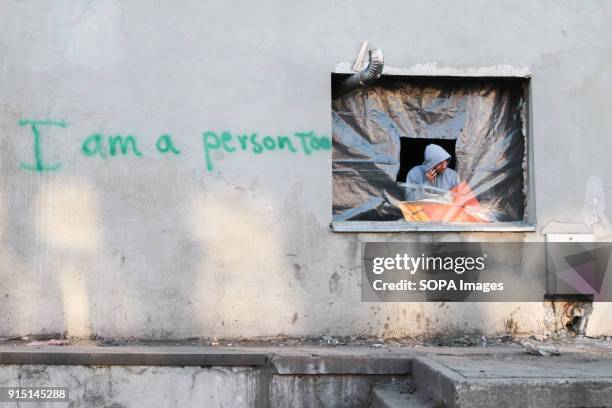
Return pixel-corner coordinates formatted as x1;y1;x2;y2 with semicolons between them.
433;159;449;174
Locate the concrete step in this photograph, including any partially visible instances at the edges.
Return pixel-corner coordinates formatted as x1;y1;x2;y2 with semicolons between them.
413;355;612;408
371;383;437;408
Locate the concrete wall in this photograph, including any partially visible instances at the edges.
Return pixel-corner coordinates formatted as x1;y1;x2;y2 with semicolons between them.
0;0;611;339
0;364;402;408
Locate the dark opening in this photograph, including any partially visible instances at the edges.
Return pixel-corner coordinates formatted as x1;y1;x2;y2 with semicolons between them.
396;138;457;182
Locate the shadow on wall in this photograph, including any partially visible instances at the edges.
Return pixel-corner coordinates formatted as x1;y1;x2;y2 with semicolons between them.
188;190;308;336
36;180;99;337
0;173;312;338
0;174;141;338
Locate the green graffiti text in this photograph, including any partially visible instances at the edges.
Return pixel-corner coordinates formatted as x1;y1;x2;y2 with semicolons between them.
202;131;330;171
19;119;66;172
156;134;181;155
18;120;330;173
82;134;143;158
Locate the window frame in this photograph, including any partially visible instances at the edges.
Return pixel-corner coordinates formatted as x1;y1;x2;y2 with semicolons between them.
330;63;536;233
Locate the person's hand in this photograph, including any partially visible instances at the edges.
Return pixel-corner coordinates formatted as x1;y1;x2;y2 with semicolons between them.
425;168;437;184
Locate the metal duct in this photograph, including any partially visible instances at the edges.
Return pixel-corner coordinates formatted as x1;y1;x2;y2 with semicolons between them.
332;48;384;99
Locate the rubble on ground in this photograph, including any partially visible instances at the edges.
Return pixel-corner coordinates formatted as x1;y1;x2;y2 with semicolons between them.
0;332;610;351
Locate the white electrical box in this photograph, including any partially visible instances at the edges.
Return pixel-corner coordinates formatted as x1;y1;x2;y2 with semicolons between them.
545;233;595;298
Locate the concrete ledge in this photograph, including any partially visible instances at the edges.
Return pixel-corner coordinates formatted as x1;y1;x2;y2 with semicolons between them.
331;220;536;232
1;345;611;407
0;347;268;366
334;62;531;78
413;356;612;408
0;346;414;375
270;353;412;375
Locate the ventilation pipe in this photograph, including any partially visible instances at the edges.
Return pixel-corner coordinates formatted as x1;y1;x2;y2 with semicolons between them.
332;48;384;99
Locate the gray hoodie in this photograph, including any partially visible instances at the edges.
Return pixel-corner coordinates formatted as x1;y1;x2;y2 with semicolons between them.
407;144;459;191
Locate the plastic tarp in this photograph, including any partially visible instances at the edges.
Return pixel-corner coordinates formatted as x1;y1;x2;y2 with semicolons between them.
332;76;527;222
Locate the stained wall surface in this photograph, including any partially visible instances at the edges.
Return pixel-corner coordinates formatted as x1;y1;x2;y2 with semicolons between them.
0;0;611;338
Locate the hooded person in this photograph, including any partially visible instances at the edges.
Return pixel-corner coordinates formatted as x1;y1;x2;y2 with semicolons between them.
407;144;459;191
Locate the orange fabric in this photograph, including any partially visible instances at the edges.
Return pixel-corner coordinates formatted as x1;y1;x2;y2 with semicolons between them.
451;181;478;207
398;182;491;223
